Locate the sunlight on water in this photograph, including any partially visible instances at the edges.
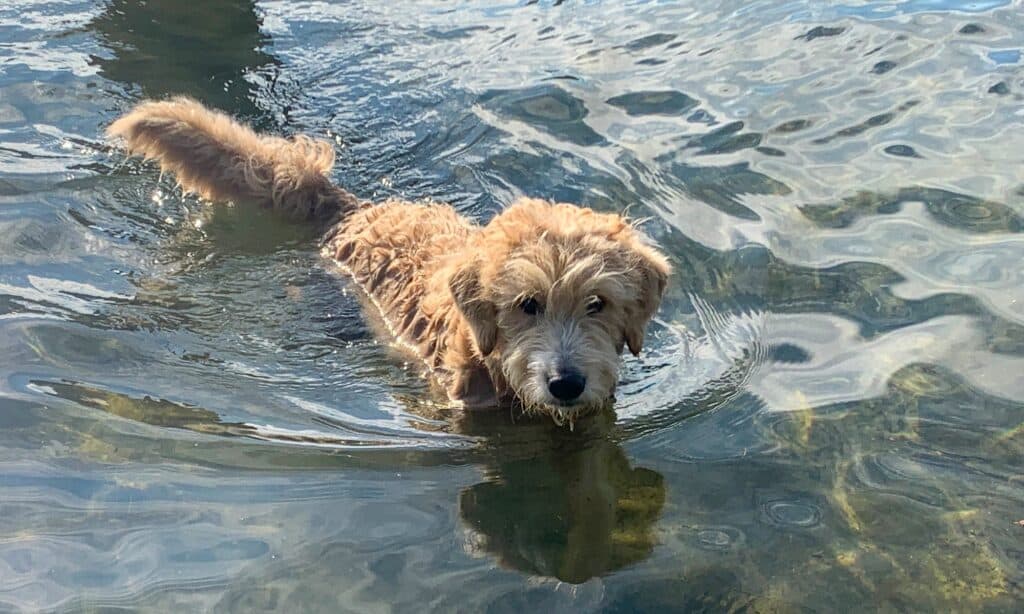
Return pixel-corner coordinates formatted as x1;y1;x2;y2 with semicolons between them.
1;0;1023;610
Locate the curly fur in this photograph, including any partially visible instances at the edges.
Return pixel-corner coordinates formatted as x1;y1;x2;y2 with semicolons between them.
108;97;357;222
109;98;671;424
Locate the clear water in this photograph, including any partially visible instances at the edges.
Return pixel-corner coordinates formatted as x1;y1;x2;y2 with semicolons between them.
1;0;1023;611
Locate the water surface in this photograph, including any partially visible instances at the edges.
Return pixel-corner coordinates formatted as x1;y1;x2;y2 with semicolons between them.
1;0;1023;611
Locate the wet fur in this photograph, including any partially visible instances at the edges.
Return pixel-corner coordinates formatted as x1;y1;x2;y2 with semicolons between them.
109;97;670;424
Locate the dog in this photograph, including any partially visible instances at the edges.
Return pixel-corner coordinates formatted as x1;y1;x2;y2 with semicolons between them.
108;98;670;426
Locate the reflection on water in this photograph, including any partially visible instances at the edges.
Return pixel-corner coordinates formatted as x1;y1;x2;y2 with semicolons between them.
2;0;1024;610
456;411;664;584
88;0;279;122
460;441;663;585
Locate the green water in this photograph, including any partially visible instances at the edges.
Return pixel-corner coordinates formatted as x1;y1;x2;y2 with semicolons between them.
1;0;1023;611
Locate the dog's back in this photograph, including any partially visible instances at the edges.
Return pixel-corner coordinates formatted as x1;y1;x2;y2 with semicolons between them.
327;199;479;368
110;98;481;374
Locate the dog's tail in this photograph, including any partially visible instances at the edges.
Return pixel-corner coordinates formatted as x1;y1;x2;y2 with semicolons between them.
108;97;359;224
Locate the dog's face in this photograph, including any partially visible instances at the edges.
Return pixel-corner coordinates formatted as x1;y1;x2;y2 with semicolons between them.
449;199;669;425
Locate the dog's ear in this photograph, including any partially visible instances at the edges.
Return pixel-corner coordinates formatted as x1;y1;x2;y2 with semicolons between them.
449;258;499;357
624;247;670;356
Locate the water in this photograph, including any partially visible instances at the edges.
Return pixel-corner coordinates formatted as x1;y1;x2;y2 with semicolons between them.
1;0;1023;610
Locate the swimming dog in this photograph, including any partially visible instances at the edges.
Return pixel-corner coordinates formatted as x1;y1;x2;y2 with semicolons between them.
109;98;670;426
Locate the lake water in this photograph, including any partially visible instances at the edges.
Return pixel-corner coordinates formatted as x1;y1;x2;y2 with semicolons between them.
1;0;1023;611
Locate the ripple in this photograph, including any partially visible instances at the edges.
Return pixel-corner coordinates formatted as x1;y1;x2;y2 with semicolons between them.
759;498;823;529
988;81;1010;95
949;199;996;221
615;295;768;439
22;378;474;454
883;144;922;158
606;90;698;116
795;26;845;41
772;118;813;133
871;60;898;74
477;85;604;147
3;0;1024;609
811;105;905;145
621;33;677;52
693;525;745;551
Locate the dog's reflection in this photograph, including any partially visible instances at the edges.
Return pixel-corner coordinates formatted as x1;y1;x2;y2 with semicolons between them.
446;409;665;584
88;0;278;120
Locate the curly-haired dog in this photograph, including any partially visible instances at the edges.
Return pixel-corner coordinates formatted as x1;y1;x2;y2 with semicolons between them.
109;98;670;426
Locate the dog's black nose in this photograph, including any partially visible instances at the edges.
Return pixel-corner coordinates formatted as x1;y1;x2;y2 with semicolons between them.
548;371;586;402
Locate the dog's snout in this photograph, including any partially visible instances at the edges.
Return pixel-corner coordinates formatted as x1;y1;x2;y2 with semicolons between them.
548;370;586;402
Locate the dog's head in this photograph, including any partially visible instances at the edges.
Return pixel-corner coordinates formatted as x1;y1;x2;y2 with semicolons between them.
449;199;670;425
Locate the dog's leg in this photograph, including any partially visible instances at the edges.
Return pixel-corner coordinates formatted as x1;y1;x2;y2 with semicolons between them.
108;97;359;224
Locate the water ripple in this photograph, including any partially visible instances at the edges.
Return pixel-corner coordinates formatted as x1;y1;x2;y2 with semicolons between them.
1;0;1024;610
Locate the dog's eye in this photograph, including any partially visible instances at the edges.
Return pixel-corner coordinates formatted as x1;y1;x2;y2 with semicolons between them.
520;297;542;315
585;296;605;315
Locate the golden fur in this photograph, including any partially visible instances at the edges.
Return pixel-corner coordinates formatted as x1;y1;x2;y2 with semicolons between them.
109;97;670;425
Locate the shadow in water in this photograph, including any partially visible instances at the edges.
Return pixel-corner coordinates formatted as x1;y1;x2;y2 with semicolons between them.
88;0;280;123
450;410;665;584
